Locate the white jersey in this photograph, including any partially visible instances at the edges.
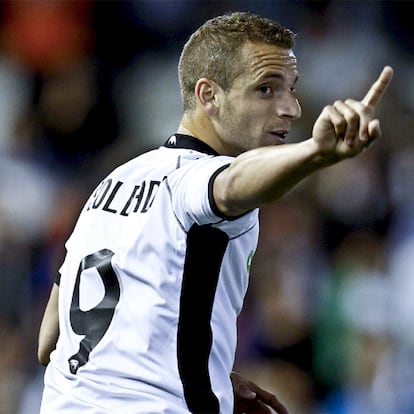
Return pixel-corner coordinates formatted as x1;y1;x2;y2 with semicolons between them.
40;134;259;414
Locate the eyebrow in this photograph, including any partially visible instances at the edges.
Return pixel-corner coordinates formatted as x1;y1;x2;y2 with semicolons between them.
255;72;299;86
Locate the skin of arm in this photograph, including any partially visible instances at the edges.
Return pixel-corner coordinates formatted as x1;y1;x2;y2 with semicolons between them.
214;138;328;215
38;283;59;366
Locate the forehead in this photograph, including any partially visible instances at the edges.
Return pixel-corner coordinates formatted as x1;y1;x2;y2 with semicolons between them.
239;41;298;82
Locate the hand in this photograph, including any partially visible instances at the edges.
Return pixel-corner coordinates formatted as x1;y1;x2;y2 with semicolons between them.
231;371;289;414
312;66;393;160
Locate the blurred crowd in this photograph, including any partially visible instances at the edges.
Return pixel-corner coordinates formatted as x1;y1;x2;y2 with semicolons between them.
0;1;412;413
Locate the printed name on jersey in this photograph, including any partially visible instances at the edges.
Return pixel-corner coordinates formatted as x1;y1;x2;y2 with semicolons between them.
86;177;166;216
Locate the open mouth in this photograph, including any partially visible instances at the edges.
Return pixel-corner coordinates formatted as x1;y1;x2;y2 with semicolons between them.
270;131;288;143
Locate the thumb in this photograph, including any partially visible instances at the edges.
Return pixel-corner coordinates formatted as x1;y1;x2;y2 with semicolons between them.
367;119;381;142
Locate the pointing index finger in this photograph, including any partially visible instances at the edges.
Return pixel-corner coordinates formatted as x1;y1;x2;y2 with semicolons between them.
362;66;393;107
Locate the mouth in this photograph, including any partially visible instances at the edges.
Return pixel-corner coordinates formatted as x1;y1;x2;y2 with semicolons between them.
269;130;288;143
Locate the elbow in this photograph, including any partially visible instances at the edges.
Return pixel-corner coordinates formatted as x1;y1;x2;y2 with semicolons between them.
38;336;56;366
37;345;51;366
214;188;246;217
37;283;59;366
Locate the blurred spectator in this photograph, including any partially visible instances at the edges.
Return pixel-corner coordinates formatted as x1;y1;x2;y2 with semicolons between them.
0;0;95;74
385;148;414;414
0;0;121;182
314;149;392;253
0;56;30;153
21;57;120;180
312;230;393;413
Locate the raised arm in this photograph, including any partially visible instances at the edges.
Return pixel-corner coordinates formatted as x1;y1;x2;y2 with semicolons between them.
214;66;393;216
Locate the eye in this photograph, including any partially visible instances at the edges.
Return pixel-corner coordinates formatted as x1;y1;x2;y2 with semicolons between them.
259;85;273;95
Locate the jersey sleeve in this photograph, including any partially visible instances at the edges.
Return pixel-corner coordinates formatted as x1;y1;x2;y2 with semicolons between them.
166;155;256;231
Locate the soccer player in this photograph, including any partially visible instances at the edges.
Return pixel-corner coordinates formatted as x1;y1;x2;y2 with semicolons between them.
38;11;393;414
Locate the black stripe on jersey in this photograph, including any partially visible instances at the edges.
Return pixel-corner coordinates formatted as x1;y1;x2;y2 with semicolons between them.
177;224;229;414
208;165;256;222
208;164;231;220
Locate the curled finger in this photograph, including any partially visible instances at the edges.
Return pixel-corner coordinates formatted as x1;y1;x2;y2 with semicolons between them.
367;119;381;143
333;100;359;146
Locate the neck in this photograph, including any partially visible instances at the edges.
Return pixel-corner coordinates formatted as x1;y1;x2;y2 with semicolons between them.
178;112;230;156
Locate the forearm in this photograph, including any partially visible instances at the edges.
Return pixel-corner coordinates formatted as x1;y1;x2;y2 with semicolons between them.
214;138;336;216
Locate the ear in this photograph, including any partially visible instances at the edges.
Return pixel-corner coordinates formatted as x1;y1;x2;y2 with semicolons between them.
194;78;220;116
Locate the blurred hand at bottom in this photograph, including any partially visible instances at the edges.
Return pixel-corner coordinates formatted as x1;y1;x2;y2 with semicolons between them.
231;371;289;414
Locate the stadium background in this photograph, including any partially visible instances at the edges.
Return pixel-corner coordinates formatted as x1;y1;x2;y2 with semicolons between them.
0;1;412;413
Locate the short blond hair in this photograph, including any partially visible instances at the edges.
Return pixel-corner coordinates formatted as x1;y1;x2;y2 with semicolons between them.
178;11;296;111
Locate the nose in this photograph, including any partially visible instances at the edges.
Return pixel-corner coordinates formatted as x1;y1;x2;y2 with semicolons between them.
276;93;302;120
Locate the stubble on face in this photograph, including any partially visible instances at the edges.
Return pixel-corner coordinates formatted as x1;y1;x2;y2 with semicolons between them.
216;42;299;156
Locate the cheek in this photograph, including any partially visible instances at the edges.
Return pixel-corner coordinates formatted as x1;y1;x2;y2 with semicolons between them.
224;112;251;137
226;104;255;127
220;99;263;139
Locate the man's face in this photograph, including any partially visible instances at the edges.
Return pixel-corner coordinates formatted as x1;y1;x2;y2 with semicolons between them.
215;42;301;156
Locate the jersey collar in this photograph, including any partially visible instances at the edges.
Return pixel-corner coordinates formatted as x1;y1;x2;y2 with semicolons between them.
164;134;219;156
